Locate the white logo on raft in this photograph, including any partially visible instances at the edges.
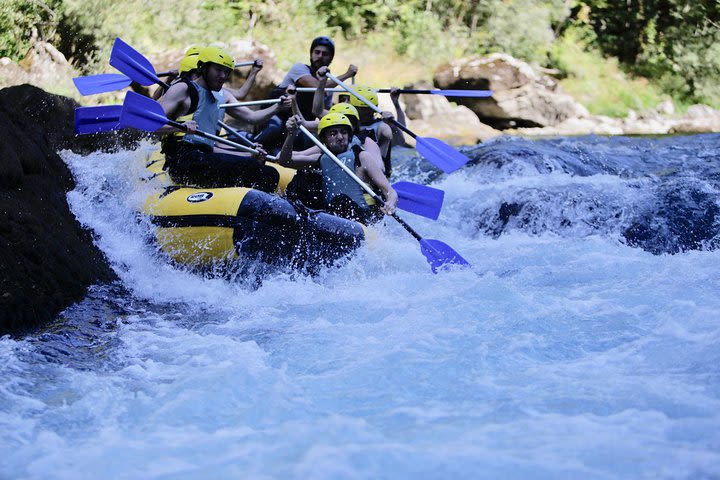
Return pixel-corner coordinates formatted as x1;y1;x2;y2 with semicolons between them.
186;192;214;203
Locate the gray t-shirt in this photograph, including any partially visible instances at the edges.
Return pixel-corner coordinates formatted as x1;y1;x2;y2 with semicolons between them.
279;63;332;109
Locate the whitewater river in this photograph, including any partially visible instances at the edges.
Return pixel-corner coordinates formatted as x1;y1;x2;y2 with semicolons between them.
1;134;719;479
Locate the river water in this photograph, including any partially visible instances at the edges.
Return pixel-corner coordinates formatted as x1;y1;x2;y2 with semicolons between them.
1;134;719;479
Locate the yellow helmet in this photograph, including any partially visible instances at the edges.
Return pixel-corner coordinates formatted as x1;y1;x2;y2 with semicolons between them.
178;46;201;74
198;46;234;70
185;45;201;57
349;86;378;108
318;112;352;136
328;102;359;120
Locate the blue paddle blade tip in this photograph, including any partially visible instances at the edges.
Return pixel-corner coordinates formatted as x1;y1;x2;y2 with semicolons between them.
119;91;169;131
74;105;122;134
392;181;445;220
110;37;160;86
416;137;471;174
420;238;471;273
73;73;132;95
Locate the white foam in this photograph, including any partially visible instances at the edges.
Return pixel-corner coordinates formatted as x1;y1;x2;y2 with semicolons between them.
1;142;719;478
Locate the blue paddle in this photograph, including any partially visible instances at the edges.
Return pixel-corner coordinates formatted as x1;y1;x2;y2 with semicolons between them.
74;101;267;135
392;181;444;221
110;37;170;89
378;88;492;98
74;62;257;95
119;91;266;158
73;74;133;96
298;125;470;273
74;105;122;134
325;72;472;174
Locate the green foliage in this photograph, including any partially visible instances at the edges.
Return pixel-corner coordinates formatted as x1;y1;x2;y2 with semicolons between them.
317;0;394;37
578;0;720;107
391;7;462;62
2;0;717;113
316;0;572;64
0;0;61;59
552;26;668;116
471;0;557;63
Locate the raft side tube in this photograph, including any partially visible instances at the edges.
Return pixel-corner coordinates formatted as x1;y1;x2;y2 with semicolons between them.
143;187;365;269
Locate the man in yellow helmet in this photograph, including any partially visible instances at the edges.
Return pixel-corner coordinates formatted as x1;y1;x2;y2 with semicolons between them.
157;46;282;191
311;66;399;176
276;112;397;224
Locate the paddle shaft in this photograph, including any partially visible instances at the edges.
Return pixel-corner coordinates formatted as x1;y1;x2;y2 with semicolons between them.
218;120;278;161
324;72;417;140
218;120;255;147
298;125;426;240
219;99;281;108
156;61;255;77
296;87;490;96
166;118;259;155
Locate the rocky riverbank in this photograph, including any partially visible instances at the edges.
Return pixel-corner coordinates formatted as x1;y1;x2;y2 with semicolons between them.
430;54;720;141
4;40;720;145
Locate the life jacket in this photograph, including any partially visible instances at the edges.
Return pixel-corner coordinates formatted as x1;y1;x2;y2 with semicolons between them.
161;78;201;155
163;80;223;151
182;81;224;149
319;140;367;207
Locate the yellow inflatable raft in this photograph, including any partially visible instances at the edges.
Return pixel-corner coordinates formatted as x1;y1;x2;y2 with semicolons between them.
141;150;366;271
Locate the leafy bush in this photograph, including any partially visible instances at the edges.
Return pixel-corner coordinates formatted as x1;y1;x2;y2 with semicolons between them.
0;0;61;59
552;26;667;116
580;0;720;108
471;0;558;64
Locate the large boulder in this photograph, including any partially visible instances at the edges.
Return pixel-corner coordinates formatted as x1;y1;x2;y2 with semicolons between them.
0;42;77;97
0;85;117;335
378;83;501;144
434;53;588;129
670;105;720;133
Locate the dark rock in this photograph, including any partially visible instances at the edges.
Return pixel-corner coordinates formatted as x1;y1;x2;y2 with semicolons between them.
0;84;119;335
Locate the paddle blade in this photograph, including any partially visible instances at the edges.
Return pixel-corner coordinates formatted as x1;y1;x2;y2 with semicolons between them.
74;105;122;134
73;73;132;95
432;89;493;98
119;91;169;131
415;136;471;174
110;37;160;86
392;181;444;220
420;239;471;273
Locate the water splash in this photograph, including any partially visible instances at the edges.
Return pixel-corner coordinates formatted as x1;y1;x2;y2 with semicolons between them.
1;135;719;479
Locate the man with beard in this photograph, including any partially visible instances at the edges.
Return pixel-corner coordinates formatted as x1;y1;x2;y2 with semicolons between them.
276;112;397;224
254;36;358;151
157;46;280;192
